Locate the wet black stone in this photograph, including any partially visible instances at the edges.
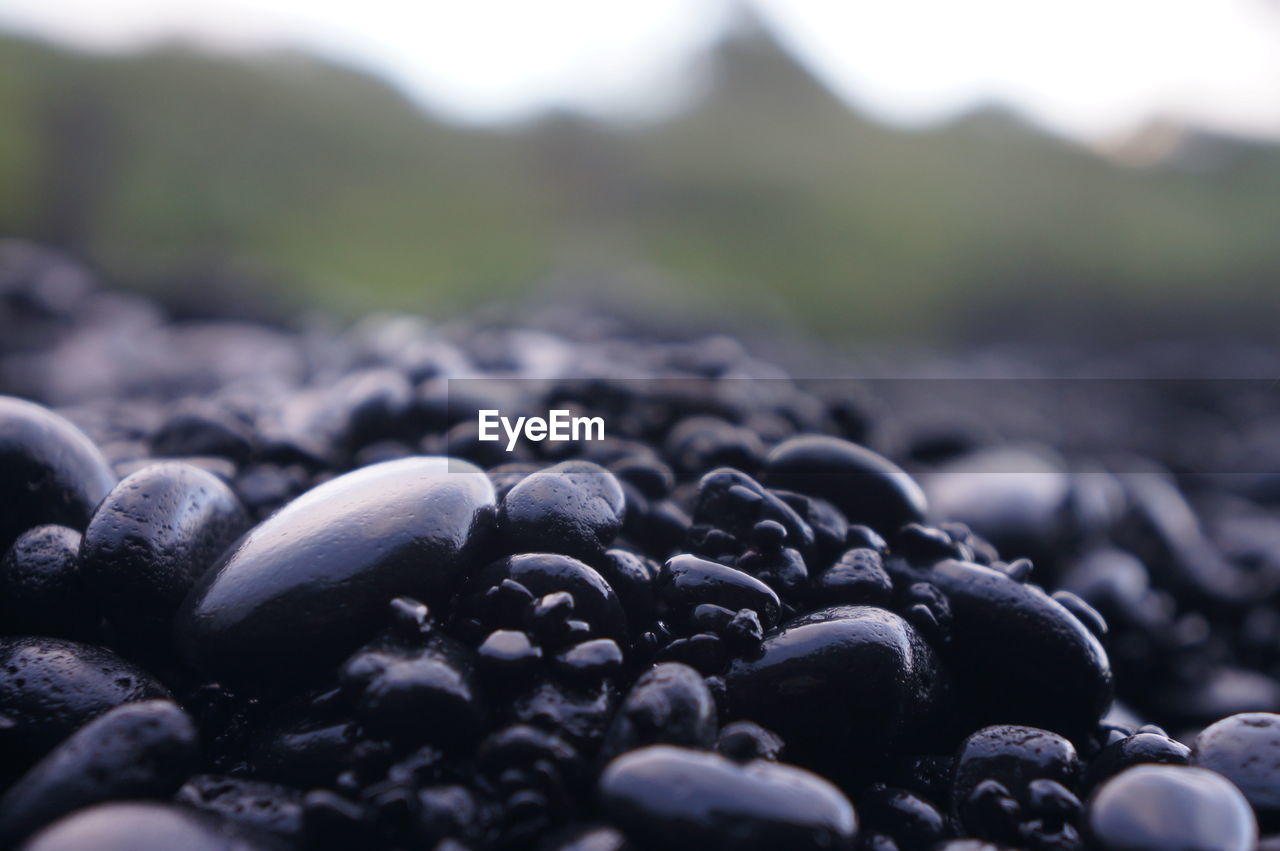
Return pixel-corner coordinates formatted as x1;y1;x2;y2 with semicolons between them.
0;396;116;555
890;559;1112;740
498;461;625;561
600;663;717;764
0;636;169;777
1193;713;1280;831
21;801;284;851
80;462;248;642
596;549;660;629
1087;765;1256;851
176;457;496;688
0;525;97;640
735;539;808;599
763;435;926;535
0;700;198;844
725;605;942;773
599;745;857;851
816;547;893;606
658;554;781;629
952;725;1080;842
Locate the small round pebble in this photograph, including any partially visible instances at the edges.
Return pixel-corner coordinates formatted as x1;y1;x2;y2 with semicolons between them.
1194;712;1280;830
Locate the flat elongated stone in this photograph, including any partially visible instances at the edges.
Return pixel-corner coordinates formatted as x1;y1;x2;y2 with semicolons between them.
176;457;495;687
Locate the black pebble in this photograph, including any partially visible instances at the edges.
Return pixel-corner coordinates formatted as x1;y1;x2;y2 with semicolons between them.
80;462;249;642
599;744;858;851
0;699;199;843
0;525;97;640
499;461;625;561
177;457;496;688
763;435;926;535
0;396;116;555
0;636;169;777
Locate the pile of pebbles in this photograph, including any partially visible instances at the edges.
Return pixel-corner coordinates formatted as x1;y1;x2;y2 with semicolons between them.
2;240;1280;850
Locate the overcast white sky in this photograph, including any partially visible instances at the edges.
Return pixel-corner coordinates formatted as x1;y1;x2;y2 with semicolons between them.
3;0;1280;141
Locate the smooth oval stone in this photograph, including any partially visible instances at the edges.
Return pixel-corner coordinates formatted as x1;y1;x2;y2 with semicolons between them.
1087;765;1256;851
0;700;199;844
0;396;116;554
726;605;942;771
893;558;1112;738
0;525;96;640
498;460;625;561
80;462;249;641
763;436;926;534
1194;712;1280;830
467;553;627;640
659;554;781;629
177;457;495;687
600;745;857;851
600;662;717;764
0;636;169;774
21;802;282;851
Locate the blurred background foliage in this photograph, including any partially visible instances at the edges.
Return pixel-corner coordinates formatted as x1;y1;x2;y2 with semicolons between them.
2;26;1279;343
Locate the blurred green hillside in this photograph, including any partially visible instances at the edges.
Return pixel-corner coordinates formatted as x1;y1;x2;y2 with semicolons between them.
1;29;1279;341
